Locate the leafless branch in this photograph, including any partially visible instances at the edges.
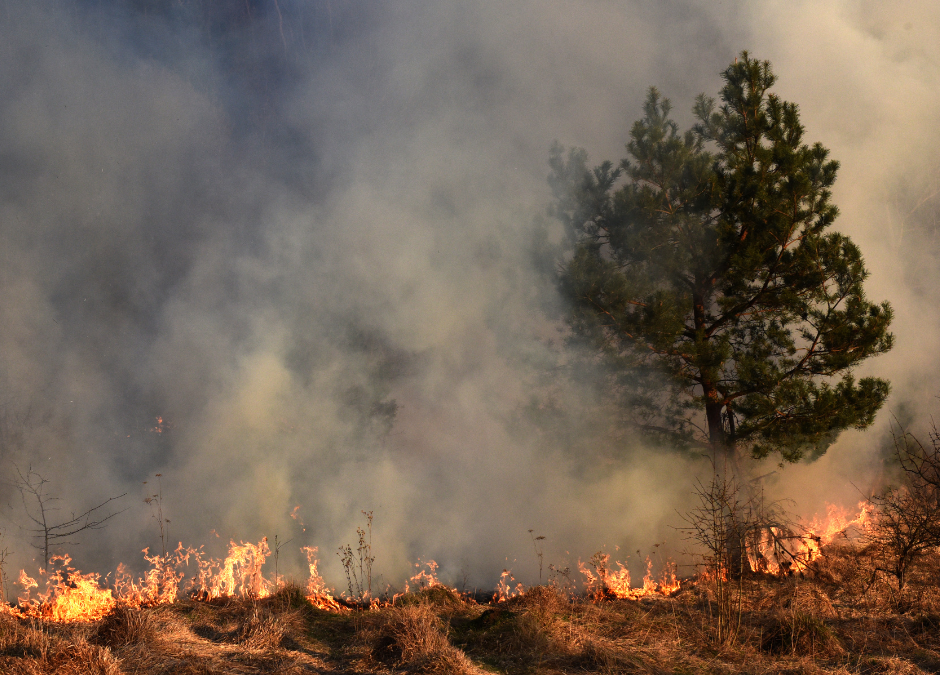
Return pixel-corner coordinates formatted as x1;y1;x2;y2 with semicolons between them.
13;465;126;567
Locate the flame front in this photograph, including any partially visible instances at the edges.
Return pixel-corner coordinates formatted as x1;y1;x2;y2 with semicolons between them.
745;501;873;576
5;502;872;623
15;556;115;622
579;553;679;600
113;545;190;606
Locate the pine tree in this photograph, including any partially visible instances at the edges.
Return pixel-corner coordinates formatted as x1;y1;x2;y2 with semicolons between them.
550;52;893;463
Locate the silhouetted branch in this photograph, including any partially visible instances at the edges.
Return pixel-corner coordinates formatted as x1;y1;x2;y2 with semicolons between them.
14;465;127;567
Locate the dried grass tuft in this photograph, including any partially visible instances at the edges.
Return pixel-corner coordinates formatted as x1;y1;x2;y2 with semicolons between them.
44;638;121;675
760;610;844;658
760;582;839;619
91;605;159;647
237;605;286;650
509;584;567;616
370;602;475;674
395;585;464;612
0;629;120;675
858;656;927;675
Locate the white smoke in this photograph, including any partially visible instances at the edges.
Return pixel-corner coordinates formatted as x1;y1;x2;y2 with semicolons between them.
0;1;937;590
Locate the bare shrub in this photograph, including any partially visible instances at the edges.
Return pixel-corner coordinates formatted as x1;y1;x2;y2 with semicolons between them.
896;423;940;494
680;470;753;645
13;466;126;567
863;425;940;604
547;563;577;597
337;511;375;602
865;487;937;591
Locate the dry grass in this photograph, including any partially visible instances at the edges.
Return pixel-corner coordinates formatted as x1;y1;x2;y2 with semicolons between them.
1;546;940;673
362;602;477;674
0;614;120;674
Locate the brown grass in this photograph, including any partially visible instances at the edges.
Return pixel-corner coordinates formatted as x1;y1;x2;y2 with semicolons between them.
0;614;120;675
0;545;939;673
363;602;477;674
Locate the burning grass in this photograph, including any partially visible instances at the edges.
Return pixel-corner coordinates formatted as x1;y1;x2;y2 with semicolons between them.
1;545;939;673
2;501;940;673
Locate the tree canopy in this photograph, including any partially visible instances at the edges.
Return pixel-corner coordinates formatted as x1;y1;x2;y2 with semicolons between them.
549;52;893;462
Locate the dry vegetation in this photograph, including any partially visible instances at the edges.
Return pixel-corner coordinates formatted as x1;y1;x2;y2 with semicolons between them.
1;432;937;673
0;542;939;674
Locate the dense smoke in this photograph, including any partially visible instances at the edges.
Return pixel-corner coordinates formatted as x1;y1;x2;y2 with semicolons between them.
0;1;937;589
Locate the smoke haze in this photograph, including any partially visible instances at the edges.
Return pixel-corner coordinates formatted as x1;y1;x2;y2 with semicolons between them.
0;1;938;588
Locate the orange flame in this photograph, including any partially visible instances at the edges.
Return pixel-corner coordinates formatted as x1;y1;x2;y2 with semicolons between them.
579;553;679;600
290;506;306;532
746;501;873;576
7;537;348;621
4;531;691;623
191;538;271;600
16;556;115;622
114;544;191;606
405;559;443;593
493;569;524;602
301;546;346;611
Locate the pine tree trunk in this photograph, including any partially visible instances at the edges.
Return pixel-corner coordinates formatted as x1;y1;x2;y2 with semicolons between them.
706;401;726;458
706;399;751;578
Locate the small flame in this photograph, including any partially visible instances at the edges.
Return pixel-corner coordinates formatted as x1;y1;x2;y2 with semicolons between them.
493;569;525;602
3;527;693;623
301;546;346;611
290;505;306;532
113;545;191;606
579;553;679;600
406;559;442;592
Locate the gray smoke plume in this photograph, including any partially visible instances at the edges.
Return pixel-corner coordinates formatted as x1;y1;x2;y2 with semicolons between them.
0;1;937;591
